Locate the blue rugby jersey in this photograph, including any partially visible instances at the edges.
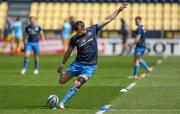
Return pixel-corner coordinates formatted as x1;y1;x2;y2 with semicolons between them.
136;25;146;48
69;24;101;65
25;24;42;43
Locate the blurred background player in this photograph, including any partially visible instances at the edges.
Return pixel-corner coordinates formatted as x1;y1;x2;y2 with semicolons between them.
0;17;15;54
119;18;130;55
69;16;76;36
21;16;45;75
12;17;23;55
129;16;153;79
62;19;72;52
57;4;127;109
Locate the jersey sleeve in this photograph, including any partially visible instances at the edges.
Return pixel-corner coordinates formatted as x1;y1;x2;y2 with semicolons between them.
136;27;142;36
69;37;76;49
39;26;43;33
92;24;101;33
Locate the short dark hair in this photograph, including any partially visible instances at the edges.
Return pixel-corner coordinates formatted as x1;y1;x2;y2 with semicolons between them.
74;20;85;31
29;16;37;20
135;16;142;20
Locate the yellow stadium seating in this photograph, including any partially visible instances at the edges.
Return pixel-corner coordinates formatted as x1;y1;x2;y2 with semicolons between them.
146;3;155;30
171;19;178;30
31;2;39;12
0;2;8;30
163;4;171;19
29;2;180;31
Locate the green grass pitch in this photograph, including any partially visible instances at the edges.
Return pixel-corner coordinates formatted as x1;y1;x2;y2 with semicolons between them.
0;55;180;114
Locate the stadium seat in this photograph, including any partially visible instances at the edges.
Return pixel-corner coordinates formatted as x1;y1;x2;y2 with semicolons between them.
154;4;163;30
92;3;100;12
84;3;92;12
155;19;162;30
131;3;140;30
70;3;77;12
140;4;147;26
163;19;171;30
146;3;155;30
120;3;131;30
115;19;121;30
171;19;178;30
39;3;47;11
77;3;85;11
100;3;108;18
37;18;44;27
31;2;39;12
62;3;69;11
171;3;179;29
84;19;91;27
0;2;8;30
163;4;171;19
108;3;117;13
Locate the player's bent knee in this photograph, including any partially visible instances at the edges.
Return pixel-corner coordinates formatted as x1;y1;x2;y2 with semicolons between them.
74;77;86;89
74;80;81;87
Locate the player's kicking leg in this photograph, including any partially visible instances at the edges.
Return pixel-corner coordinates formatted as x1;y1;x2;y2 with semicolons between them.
58;61;97;109
58;74;88;109
58;72;74;108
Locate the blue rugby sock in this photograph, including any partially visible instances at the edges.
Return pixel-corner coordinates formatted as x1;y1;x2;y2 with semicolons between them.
133;64;139;76
60;86;79;105
23;59;28;69
34;59;39;69
140;59;149;70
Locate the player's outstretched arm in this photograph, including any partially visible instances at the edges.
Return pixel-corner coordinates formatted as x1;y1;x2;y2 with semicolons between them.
98;4;127;29
58;47;73;74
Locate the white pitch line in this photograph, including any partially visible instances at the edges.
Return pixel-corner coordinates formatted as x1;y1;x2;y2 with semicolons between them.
120;82;137;93
96;104;111;114
126;82;137;90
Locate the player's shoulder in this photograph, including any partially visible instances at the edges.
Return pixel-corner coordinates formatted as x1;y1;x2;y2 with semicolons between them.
89;24;98;29
25;24;30;30
87;24;99;32
25;24;31;28
34;24;41;28
136;25;143;31
139;25;144;29
71;34;78;41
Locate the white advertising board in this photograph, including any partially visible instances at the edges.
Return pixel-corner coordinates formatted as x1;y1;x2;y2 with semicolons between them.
1;38;180;56
98;38;180;56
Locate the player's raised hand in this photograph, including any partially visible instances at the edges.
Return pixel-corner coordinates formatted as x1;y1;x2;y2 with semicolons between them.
57;64;64;74
118;3;128;11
